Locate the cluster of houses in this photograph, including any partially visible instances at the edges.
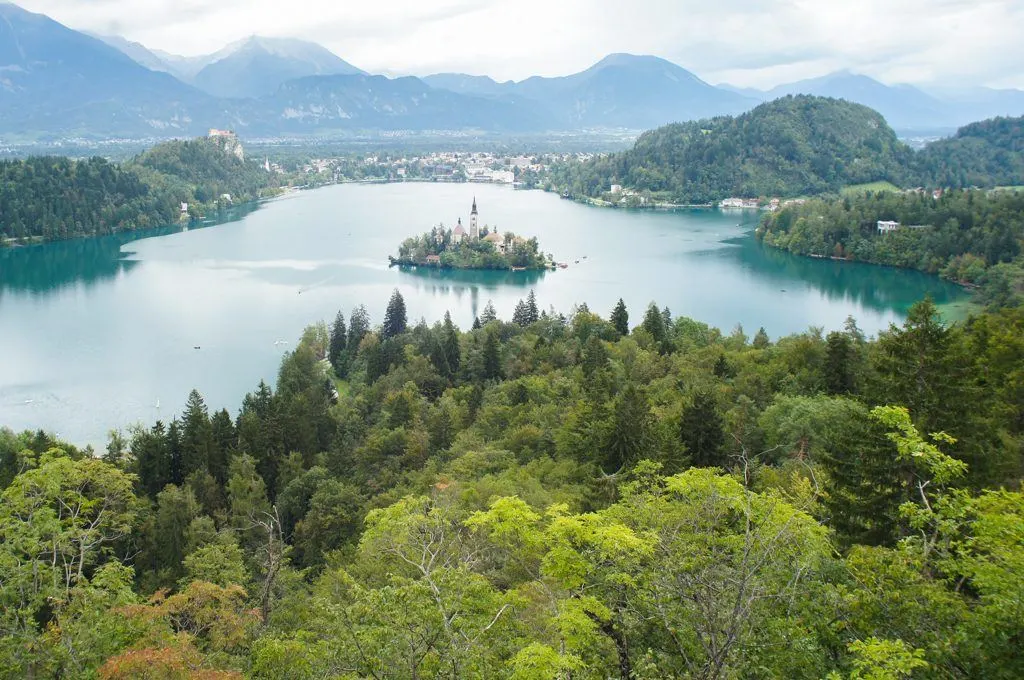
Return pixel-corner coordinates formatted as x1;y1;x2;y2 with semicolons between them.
719;197;805;211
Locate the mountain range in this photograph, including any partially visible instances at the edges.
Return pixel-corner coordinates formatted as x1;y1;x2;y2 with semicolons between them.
1;1;1022;141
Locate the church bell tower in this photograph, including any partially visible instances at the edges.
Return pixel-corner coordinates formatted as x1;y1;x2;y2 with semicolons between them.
470;197;479;239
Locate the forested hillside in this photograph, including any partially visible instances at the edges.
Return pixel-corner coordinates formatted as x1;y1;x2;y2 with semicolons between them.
758;189;1024;307
549;103;1024;204
914;115;1024;188
2;290;1023;678
548;96;913;203
0;137;278;244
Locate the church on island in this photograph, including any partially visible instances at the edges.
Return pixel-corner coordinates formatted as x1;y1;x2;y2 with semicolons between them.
391;197;550;271
451;197;509;253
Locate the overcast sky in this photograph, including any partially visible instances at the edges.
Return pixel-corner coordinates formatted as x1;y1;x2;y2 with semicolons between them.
15;0;1024;88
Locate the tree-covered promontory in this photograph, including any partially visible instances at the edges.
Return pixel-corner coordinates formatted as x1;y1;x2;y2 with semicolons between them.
2;292;1023;678
0;136;280;244
548;96;913;203
758;189;1024;307
547;100;1024;205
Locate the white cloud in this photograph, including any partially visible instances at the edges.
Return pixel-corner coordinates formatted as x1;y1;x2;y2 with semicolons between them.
14;0;1024;88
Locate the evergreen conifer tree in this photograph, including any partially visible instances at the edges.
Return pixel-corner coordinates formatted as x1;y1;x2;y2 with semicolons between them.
512;299;530;327
480;300;498;324
329;310;347;372
526;290;539;324
482;331;502;380
753;327;771;349
604;384;653;473
680;391;726;467
610;298;630;336
824;331;855;394
442;312;461;377
348;305;370;350
382;289;408;340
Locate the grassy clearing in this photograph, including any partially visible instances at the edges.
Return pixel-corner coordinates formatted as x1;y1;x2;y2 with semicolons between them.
840;181;901;196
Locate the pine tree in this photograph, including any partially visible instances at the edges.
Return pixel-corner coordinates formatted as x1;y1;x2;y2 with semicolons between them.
382;289;408;340
713;354;732;379
680;391;726;467
824;331;855;395
329;310;347;372
610;298;629;337
603;384;653;473
482;331;502;380
442;311;461;377
641;302;666;344
512;299;531;327
167;419;184;485
582;334;609;378
480;300;498;324
472;316;482;330
348;305;370;350
526;290;539;324
209;408;235;484
180;390;213;480
753;327;771;349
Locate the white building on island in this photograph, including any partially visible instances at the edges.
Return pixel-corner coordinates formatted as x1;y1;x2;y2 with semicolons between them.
877;220;900;234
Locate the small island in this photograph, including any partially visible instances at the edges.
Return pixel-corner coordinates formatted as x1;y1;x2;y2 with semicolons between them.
389;198;554;271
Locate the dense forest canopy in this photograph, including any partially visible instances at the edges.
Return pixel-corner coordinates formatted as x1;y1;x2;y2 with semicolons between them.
548;99;1024;204
2;288;1023;678
914;116;1024;188
758;188;1024;307
548;96;913;203
0;136;278;243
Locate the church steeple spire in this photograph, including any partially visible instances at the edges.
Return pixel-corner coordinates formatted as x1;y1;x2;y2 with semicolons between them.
471;196;478;215
469;196;479;239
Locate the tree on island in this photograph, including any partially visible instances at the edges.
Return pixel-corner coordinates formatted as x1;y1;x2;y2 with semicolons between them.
382;290;408;341
611;298;630;336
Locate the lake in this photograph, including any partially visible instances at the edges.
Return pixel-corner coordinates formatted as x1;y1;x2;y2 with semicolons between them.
0;182;967;446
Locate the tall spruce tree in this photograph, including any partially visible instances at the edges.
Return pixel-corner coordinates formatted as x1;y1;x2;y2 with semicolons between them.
480;300;498;324
180;390;213;480
329;310;347;372
512;299;531;327
603;383;653;473
482;331;503;381
824;331;856;395
525;290;539;324
680;391;726;468
442;312;461;377
348;305;370;351
382;289;408;340
642;302;667;345
753;327;771;349
610;298;630;337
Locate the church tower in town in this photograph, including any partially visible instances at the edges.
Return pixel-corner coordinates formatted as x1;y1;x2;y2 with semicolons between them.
470;197;479;239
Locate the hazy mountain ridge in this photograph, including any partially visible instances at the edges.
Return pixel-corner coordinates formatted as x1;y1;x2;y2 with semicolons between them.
3;1;1023;140
192;36;366;99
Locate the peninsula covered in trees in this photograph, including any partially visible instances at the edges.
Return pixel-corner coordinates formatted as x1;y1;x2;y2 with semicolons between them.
1;286;1023;678
758;189;1024;308
0;132;280;245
